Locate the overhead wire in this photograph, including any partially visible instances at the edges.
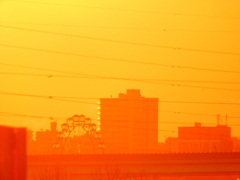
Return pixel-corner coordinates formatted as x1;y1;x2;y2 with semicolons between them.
2;66;238;118
1;108;237;124
0;111;55;120
1;70;240;92
1;90;240;105
1;43;240;75
0;62;101;77
0;91;98;105
1;25;240;56
1;63;240;95
8;0;240;20
2;72;240;84
1;90;240;124
1;111;235;127
1;22;240;34
1;109;238;123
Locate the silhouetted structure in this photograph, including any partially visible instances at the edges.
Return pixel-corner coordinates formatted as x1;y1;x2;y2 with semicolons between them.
27;129;36;154
0;126;26;180
35;121;57;154
165;122;239;153
100;89;158;153
52;115;104;154
27;116;105;155
27;121;57;155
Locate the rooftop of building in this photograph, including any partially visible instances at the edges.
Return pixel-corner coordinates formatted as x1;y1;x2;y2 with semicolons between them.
100;89;158;100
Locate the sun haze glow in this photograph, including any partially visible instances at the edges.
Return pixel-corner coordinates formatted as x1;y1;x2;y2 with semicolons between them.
0;0;240;142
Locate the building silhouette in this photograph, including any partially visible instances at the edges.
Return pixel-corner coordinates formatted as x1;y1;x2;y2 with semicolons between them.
27;119;104;155
35;121;57;154
27;129;35;154
99;89;158;153
164;122;240;153
27;121;57;155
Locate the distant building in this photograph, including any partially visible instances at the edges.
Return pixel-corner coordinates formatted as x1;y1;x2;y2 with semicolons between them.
100;89;158;153
159;122;240;180
34;121;57;154
27;119;105;155
165;122;240;153
232;137;240;152
27;129;36;154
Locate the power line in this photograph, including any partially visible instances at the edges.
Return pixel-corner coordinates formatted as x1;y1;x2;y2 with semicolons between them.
0;62;100;77
2;71;240;84
1;110;240;128
1;22;240;33
1;50;240;76
0;110;215;121
0;111;55;120
1;90;240;106
10;0;176;14
1;63;240;94
0;91;98;105
1;91;240;121
0;112;189;125
9;0;240;20
1;70;240;92
1;25;240;56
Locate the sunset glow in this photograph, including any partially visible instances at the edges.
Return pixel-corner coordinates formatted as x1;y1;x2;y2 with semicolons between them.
0;0;240;143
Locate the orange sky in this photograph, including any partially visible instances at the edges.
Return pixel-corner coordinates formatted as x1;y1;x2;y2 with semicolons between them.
0;0;240;142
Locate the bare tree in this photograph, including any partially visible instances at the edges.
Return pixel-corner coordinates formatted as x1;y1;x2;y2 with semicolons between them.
32;165;68;180
92;166;162;180
92;165;130;180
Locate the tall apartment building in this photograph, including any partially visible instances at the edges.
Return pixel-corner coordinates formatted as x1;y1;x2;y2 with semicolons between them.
99;89;158;153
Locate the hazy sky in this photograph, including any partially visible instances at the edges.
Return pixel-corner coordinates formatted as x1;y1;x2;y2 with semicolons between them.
0;0;240;141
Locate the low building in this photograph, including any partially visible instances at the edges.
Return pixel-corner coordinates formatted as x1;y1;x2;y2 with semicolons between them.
28;121;57;155
164;122;239;153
